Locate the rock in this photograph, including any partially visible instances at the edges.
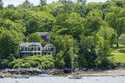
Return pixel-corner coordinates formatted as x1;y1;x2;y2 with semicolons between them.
63;68;72;73
13;75;29;79
0;75;4;78
68;75;82;79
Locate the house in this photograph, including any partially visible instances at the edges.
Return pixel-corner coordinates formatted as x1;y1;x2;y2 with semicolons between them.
19;42;56;56
19;32;56;56
43;44;56;55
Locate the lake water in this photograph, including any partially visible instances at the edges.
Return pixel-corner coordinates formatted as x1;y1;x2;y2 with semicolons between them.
0;76;125;83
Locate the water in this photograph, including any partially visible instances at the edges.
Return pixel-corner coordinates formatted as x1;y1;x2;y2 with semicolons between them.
0;76;125;83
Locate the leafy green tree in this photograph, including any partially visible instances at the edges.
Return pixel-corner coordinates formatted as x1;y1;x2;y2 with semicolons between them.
84;16;103;35
58;0;74;13
0;9;25;21
28;33;46;45
86;2;102;11
87;9;103;17
53;13;85;38
79;33;112;68
94;34;112;68
54;51;65;68
111;0;125;7
74;2;87;17
28;33;42;42
52;35;79;69
79;35;97;68
106;8;125;47
64;13;85;38
0;30;24;59
97;26;116;47
51;5;66;16
0;19;26;33
25;11;54;34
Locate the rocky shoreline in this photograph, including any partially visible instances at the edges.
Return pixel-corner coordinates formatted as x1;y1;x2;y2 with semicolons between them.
0;68;125;78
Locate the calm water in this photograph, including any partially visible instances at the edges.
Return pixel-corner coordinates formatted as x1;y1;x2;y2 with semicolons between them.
0;76;125;83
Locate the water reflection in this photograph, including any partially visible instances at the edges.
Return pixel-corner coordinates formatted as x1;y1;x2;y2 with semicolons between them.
0;76;125;83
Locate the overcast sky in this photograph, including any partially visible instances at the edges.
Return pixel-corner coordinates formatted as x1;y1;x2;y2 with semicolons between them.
3;0;107;6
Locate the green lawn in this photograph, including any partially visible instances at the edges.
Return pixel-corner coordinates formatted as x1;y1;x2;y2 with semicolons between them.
109;34;125;64
111;53;125;63
111;43;125;63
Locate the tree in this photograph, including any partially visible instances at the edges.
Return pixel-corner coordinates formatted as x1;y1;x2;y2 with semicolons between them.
97;26;116;47
77;0;86;4
0;9;25;21
28;33;42;42
20;0;33;8
111;0;125;7
0;19;26;33
53;13;85;38
74;1;87;17
51;35;79;69
87;9;103;17
106;8;125;47
0;0;122;69
79;35;97;68
62;35;77;68
58;0;74;13
84;16;103;36
79;33;112;68
28;33;46;45
0;0;3;8
59;0;73;4
94;34;112;68
0;30;24;59
25;11;54;34
7;4;15;8
40;0;47;6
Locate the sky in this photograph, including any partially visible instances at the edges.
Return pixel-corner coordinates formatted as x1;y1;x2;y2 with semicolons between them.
3;0;107;7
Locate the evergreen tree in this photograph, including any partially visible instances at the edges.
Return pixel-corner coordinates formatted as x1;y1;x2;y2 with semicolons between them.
21;0;33;8
77;0;86;4
0;0;3;8
40;0;47;6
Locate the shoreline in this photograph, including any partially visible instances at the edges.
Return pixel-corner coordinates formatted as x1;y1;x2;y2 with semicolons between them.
0;68;125;78
71;68;125;77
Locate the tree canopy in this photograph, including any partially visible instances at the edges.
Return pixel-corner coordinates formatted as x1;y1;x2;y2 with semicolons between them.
0;0;125;69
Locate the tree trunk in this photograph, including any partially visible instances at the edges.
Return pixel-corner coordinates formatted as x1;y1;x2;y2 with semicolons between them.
116;36;119;48
116;41;119;48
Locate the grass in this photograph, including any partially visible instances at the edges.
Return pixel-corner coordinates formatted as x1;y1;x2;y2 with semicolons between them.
111;53;125;63
111;43;125;63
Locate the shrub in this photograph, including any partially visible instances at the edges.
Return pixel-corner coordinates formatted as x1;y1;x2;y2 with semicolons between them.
9;55;55;69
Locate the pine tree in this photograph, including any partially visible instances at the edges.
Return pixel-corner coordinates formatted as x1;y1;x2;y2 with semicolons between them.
0;0;3;8
22;0;33;8
77;0;86;4
40;0;47;6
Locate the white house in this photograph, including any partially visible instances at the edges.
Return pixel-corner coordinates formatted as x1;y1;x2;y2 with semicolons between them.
19;42;56;56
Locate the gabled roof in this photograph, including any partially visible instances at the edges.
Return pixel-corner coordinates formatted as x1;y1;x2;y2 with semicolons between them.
19;42;42;47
